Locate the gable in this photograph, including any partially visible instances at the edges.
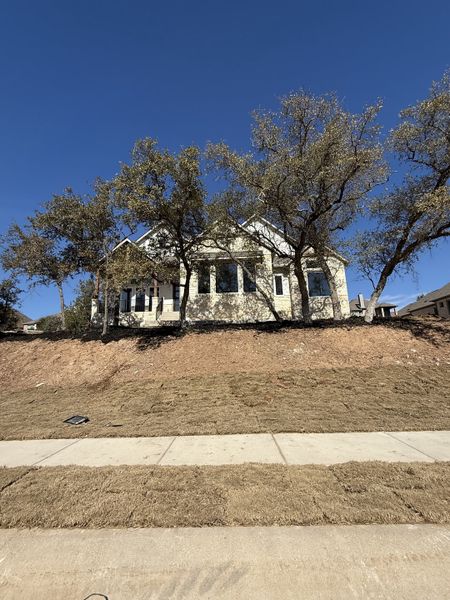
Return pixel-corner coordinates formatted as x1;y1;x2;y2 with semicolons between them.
241;216;348;265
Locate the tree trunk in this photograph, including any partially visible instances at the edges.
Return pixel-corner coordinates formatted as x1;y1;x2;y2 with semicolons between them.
317;257;343;321
238;258;282;323
364;260;396;323
56;282;66;330
94;269;100;298
293;254;312;324
102;280;109;336
364;273;389;323
179;267;191;328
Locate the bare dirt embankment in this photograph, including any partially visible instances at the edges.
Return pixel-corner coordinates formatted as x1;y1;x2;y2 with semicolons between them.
0;318;449;439
1;318;449;393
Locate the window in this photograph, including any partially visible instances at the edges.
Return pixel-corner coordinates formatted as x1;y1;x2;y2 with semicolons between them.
121;288;132;312
173;283;180;311
198;263;210;294
274;274;284;296
216;262;238;293
439;302;444;308
149;285;159;311
307;271;331;297
135;289;146;312
243;261;256;293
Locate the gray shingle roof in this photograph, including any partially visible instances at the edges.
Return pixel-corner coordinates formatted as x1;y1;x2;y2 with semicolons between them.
349;297;397;312
397;282;450;316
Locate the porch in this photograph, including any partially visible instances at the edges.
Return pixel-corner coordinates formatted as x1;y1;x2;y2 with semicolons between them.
118;282;180;327
91;282;180;328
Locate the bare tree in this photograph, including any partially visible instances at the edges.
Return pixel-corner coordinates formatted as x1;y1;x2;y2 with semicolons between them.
205;200;283;322
1;214;78;329
354;72;450;322
208;92;386;322
115;138;207;327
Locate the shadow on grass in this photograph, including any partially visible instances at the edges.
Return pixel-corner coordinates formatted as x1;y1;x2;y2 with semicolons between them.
1;315;449;350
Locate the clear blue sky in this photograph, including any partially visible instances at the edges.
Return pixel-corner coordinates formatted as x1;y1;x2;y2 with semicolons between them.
1;0;449;318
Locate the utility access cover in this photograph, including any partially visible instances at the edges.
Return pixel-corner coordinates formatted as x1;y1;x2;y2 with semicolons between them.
64;415;89;425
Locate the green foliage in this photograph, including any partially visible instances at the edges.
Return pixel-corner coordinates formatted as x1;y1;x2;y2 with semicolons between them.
115;139;207;324
64;279;95;334
1;73;448;328
0;200;81;329
1;222;76;288
208;92;386;321
0;278;21;330
37;314;63;332
103;243;156;295
353;71;450;321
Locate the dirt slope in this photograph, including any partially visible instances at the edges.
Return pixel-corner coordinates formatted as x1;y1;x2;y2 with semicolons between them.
0;318;449;393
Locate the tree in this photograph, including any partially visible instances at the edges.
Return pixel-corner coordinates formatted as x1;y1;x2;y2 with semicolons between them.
0;278;21;330
206;197;283;322
115;139;207;326
1;217;77;329
64;279;96;334
355;72;450;322
31;181;137;335
100;241;157;331
37;314;63;332
207;92;386;322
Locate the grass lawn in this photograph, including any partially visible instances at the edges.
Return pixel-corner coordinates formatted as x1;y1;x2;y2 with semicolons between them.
0;462;448;528
1;364;449;440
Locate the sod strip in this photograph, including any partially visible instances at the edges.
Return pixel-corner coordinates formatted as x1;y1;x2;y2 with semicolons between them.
1;365;450;440
0;462;448;528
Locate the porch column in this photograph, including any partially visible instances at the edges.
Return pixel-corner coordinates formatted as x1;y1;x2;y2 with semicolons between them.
91;298;99;319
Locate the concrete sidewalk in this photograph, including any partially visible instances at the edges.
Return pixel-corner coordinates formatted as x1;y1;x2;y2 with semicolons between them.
1;525;449;599
0;430;448;467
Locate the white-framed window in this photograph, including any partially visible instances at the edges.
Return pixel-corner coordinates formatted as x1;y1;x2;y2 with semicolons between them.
216;261;238;293
243;261;257;293
198;263;210;294
307;271;331;297
121;288;132;312
135;288;146;312
274;274;284;296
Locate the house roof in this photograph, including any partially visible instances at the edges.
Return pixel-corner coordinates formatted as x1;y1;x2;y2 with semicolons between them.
241;215;349;265
135;224;163;245
122;216;349;266
430;282;450;302
398;282;450;316
13;310;33;325
349;297;397;312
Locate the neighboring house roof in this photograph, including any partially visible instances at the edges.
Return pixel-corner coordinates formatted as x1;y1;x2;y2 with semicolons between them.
26;313;61;325
12;310;33;325
349;297;397;312
397;282;450;316
430;282;450;302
